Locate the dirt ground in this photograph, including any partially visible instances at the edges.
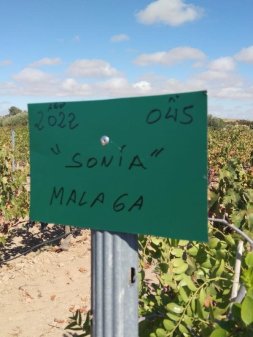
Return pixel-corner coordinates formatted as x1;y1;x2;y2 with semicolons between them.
0;223;91;337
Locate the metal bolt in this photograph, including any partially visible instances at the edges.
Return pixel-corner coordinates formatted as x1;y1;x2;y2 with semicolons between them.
100;135;110;146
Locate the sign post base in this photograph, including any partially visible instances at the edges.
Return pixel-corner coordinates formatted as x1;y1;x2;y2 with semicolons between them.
91;230;138;337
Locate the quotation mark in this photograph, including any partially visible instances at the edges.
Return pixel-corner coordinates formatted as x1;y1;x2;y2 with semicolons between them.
150;147;164;158
51;144;61;155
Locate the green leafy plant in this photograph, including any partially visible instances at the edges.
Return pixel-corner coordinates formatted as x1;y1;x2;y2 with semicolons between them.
65;310;91;336
62;126;253;337
0;145;29;225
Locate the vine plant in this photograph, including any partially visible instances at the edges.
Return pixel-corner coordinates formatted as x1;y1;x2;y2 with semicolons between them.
65;154;253;337
0;125;252;336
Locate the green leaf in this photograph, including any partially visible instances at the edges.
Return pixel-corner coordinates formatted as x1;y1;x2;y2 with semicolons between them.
161;273;172;282
246;288;253;299
166;303;184;314
171;248;183;257
151;237;162;246
183;315;193;327
199;287;206;306
66;327;83;331
159;262;169;273
231;303;241;322
173;273;185;281
224;234;235;246
178;323;188;334
65;322;78;330
187;246;198;257
83;311;91;329
155;328;167;337
2;176;8;184
241;296;253;325
163;319;174;331
245;252;253;268
186;305;192;317
183;275;197;291
172;258;186;267
209;237;219;249
196;299;205;319
247;212;253;229
173;262;188;274
223;190;240;205
77;310;82;326
179;287;189;303
201;258;213;269
215;259;225;276
0;236;6;245
208;190;218;208
209;328;229;337
166;312;180;322
178;240;189;246
191;299;196;313
231;210;246;227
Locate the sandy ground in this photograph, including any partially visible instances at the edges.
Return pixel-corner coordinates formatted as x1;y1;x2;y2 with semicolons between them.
0;223;91;337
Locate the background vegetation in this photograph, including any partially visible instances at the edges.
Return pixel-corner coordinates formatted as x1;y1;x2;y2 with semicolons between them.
0;107;253;336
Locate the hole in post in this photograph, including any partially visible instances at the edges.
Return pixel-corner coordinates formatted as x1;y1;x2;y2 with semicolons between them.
130;267;136;284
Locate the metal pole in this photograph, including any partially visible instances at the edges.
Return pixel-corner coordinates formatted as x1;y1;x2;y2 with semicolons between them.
11;129;15;171
91;230;138;337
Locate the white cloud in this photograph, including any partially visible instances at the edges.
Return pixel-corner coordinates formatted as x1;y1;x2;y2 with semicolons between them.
194;57;238;87
110;34;130;42
135;47;206;66
30;57;61;67
136;0;204;26
97;77;131;96
0;52;252;121
60;78;91;96
213;86;253;100
0;59;12;66
209;102;253;121
133;81;151;92
13;68;52;82
208;57;236;72
198;70;232;81
68;59;120;78
235;46;253;63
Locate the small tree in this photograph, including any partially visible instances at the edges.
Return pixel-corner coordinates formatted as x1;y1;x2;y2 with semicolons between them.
208;114;225;129
8;106;22;116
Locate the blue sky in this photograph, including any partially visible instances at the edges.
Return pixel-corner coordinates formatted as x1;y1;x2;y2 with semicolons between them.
0;0;253;120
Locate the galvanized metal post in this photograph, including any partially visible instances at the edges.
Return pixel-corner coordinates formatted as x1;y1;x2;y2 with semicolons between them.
91;230;138;337
11;129;15;171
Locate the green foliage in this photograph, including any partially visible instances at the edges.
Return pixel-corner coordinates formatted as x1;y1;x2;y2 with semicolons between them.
9;106;23;116
0;121;252;336
65;310;91;336
0;144;29;223
208;115;225;129
226;119;253;129
0;106;28;127
208;126;253;173
0;235;6;245
1;112;28;127
138;128;253;336
62;130;253;335
0;127;29;229
209;158;253;233
138;233;234;336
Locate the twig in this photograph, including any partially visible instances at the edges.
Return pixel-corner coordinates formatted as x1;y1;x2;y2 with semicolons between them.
208;218;253;248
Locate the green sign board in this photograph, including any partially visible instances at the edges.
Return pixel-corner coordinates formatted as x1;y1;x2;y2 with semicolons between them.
29;91;207;241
